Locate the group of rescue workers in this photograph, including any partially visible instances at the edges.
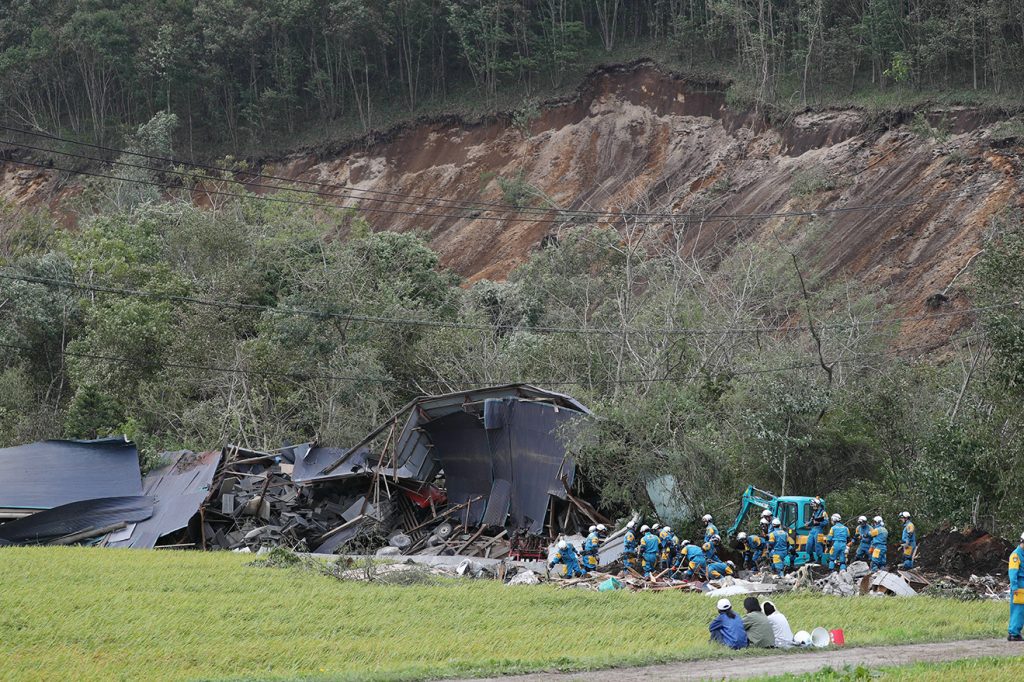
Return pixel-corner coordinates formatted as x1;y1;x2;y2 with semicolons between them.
548;497;919;582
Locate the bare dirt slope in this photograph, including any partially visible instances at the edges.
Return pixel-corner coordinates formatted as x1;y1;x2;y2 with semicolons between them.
4;61;1022;339
446;639;1022;681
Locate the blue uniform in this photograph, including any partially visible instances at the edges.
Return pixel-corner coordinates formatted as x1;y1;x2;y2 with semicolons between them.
704;522;719;545
901;521;917;569
854;523;872;561
549;543;585;577
706;561;733;579
659;529;677;570
869;524;889;572
581;531;601;572
680;544;707;580
622;528;637;571
742;534;765;570
768;529;791;576
806;505;829;565
1009;545;1024;638
639;531;660;578
709;611;748;649
702;539;720;563
826;522;849;571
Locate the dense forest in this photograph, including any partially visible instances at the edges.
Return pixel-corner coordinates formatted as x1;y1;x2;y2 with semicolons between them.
4;0;1024;151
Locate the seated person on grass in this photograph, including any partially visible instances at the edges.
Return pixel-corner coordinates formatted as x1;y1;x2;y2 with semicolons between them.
741;596;776;648
709;598;747;650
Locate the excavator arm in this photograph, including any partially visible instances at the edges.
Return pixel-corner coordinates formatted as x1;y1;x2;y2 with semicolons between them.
726;485;778;538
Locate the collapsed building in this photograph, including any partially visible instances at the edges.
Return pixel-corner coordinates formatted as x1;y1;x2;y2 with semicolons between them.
0;384;606;559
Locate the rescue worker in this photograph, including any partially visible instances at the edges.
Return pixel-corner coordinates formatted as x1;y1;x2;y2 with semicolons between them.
899;512;917;570
548;539;585;578
659;525;676;570
703;534;722;563
621;521;637;572
702;514;718;545
737;531;765;571
768;518;792;576
825;513;849;572
806;497;829;565
869;516;888;572
759;509;773;534
1009;531;1024;641
707;560;736;580
581;526;601;573
672;539;690;572
639;525;660;578
681;540;708;580
854;515;871;562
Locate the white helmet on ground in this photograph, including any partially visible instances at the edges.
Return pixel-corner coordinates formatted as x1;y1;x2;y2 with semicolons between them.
640;525;650;533
831;513;841;523
702;514;713;523
557;540;567;549
737;532;748;541
772;518;782;527
717;598;732;611
597;524;607;532
794;631;812;647
858;515;867;524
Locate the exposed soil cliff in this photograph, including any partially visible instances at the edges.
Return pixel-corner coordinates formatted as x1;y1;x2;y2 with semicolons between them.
3;61;1021;343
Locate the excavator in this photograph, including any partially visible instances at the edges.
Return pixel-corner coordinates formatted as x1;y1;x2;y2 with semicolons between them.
725;485;826;567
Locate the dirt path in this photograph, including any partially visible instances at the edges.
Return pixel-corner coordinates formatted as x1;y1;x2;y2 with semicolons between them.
447;639;1022;681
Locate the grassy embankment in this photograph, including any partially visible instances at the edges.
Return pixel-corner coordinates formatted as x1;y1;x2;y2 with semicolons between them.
760;655;1024;681
0;547;1008;681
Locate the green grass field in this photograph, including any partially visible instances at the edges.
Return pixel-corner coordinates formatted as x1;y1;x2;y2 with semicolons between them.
760;655;1024;681
0;547;1008;681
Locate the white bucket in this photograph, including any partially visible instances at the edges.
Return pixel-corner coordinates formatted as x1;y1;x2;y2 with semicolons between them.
810;627;831;648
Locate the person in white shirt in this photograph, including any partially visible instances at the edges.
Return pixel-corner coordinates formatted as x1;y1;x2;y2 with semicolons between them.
762;600;794;648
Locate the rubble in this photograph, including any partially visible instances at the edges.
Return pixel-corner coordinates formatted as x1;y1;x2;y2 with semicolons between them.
916;527;1016;576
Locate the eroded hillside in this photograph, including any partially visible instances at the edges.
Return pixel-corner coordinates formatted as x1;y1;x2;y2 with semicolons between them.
3;62;1021;342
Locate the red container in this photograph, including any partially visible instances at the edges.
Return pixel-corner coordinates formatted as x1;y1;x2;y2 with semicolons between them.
830;629;845;646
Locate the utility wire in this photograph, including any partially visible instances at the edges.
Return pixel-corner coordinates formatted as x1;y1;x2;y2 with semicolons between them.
0;270;1012;337
0;131;998;224
0;331;985;389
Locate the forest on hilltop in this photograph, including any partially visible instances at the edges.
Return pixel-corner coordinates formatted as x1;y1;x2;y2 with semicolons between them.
3;1;1024;151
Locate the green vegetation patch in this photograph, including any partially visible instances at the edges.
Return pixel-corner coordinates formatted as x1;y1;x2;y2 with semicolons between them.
758;655;1024;681
0;547;1007;681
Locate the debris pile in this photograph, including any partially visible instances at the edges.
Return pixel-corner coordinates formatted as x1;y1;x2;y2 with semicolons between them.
916;527;1016;577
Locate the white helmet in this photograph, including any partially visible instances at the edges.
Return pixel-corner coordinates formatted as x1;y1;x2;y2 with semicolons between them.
858;515;867;523
640;525;650;533
761;509;773;518
663;526;671;533
737;532;747;541
712;534;721;542
717;598;732;611
702;514;713;523
680;539;690;547
794;631;812;647
873;516;883;524
652;523;661;531
899;511;911;520
626;520;636;529
726;560;736;569
557;540;567;549
597;524;607;532
1019;531;1024;543
589;525;597;533
772;518;782;527
831;513;841;523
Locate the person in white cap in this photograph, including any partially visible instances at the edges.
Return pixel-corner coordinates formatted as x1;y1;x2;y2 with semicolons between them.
869;516;888;573
709;598;748;649
548;539;585;577
899;512;917;569
762;600;794;648
854;515;872;562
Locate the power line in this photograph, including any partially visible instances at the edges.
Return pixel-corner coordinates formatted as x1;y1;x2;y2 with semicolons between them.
0;270;1011;337
0;329;986;391
0;130;997;224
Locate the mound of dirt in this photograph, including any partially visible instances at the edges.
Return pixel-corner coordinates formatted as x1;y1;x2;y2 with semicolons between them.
917;528;1016;576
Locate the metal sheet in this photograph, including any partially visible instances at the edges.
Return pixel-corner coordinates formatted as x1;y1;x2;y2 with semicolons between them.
0;496;155;545
423;411;492;526
0;438;143;509
312;516;369;554
293;446;372;483
106;451;221;549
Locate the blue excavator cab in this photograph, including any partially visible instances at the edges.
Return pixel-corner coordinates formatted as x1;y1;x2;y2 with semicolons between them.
725;485;825;567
